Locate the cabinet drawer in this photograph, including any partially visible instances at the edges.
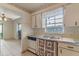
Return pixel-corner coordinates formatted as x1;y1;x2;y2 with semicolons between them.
39;39;45;47
45;40;54;50
45;50;54;56
58;43;79;52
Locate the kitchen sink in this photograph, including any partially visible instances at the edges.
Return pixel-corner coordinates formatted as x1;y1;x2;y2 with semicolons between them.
74;41;79;44
42;35;61;39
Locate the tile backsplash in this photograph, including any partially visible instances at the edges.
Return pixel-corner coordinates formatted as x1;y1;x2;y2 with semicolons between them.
33;26;79;39
64;26;79;40
64;26;79;34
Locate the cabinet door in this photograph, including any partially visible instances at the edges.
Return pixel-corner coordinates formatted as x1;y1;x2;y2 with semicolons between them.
64;4;79;26
36;13;42;28
28;40;36;53
45;50;54;56
32;15;36;28
39;47;45;56
42;12;46;28
45;40;54;51
58;48;79;56
77;18;79;26
39;39;45;47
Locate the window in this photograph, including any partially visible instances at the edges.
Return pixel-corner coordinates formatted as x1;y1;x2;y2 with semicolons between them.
17;23;22;32
0;24;3;39
18;24;21;31
43;8;64;33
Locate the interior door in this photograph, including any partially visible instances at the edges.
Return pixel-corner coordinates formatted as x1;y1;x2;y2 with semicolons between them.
17;23;22;40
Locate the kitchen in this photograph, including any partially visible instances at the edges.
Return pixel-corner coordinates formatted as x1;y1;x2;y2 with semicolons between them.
0;3;79;56
26;3;79;56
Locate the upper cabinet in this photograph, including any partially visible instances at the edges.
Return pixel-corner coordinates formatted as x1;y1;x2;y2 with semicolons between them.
32;15;36;28
64;4;79;27
32;13;42;28
36;13;42;28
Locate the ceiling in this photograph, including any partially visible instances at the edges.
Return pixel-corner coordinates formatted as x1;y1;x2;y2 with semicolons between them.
11;3;56;13
0;7;21;20
0;3;56;20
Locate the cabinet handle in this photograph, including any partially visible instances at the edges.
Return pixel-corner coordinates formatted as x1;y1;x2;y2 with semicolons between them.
67;46;74;49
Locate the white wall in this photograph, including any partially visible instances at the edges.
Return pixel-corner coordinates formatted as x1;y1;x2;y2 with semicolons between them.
0;19;14;40
3;20;14;40
4;4;33;52
13;14;33;52
21;14;33;52
12;13;33;52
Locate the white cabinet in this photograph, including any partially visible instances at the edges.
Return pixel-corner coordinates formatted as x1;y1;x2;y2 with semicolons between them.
64;4;79;26
28;40;36;53
36;13;42;28
32;13;42;28
58;47;79;56
32;15;36;28
58;43;79;56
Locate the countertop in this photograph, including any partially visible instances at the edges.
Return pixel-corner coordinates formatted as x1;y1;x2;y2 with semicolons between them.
28;35;79;46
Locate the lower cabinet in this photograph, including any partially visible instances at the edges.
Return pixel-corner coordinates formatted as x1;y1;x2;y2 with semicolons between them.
37;39;58;56
45;50;54;56
58;47;79;56
58;43;79;56
45;40;54;51
39;47;45;56
28;40;36;53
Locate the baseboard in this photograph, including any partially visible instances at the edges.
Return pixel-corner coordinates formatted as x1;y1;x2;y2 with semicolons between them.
21;49;38;56
21;49;27;53
27;49;38;56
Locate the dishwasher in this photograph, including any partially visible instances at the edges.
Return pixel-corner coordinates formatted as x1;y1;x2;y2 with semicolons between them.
27;36;37;54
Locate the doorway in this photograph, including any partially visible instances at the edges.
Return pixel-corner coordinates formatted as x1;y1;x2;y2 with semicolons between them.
0;24;3;39
17;23;22;40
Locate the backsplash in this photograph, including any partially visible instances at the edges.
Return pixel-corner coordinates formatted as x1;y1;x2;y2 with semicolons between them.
64;26;79;34
64;26;79;40
32;28;45;35
33;26;79;39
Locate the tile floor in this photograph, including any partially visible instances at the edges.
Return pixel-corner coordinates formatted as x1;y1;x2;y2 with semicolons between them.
0;39;36;56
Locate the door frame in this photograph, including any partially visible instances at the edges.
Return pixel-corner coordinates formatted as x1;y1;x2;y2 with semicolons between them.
17;23;22;40
0;23;3;39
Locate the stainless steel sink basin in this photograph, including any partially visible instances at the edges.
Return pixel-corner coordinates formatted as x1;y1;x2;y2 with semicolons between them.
42;35;60;39
74;41;79;44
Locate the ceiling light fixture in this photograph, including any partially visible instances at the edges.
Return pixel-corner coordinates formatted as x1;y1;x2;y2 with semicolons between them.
0;14;7;21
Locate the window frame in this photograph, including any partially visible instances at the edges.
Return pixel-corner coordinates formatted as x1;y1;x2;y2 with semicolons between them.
45;8;64;33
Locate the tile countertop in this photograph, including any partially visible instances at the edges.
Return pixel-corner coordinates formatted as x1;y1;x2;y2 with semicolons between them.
28;35;79;46
60;38;79;46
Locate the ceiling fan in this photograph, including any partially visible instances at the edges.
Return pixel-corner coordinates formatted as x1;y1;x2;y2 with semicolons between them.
0;13;8;21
